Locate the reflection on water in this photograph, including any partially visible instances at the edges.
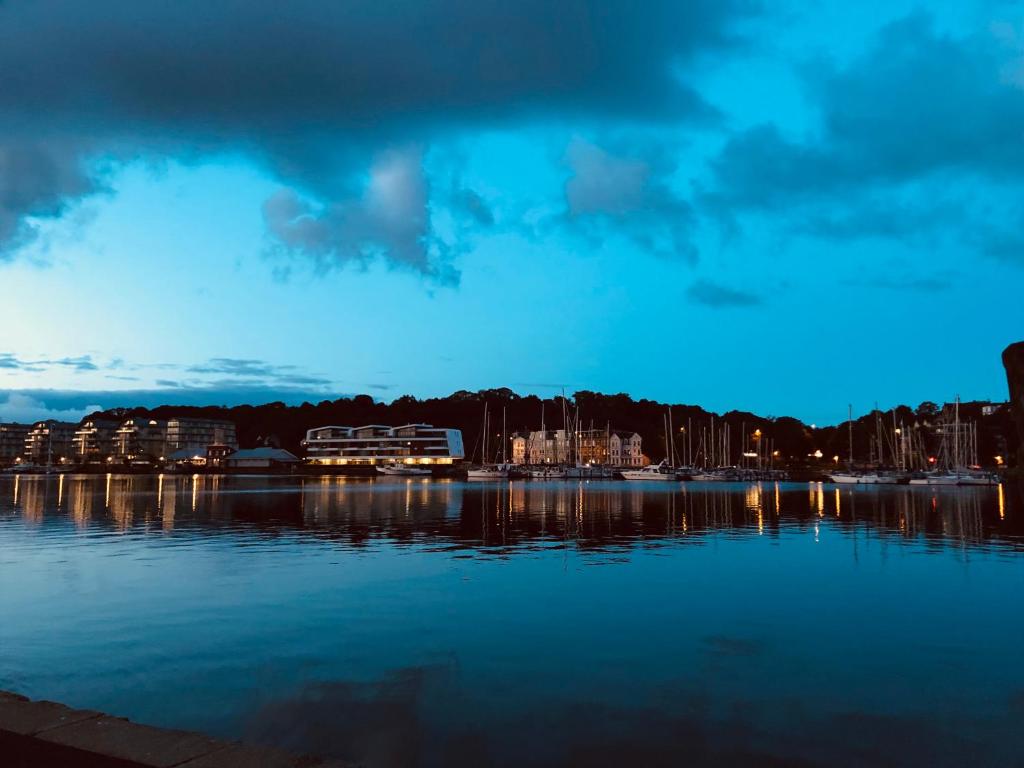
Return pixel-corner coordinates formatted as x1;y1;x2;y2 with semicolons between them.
4;474;1020;553
1;475;1022;768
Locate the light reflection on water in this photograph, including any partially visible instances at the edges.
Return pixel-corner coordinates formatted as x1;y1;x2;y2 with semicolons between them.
1;474;1022;768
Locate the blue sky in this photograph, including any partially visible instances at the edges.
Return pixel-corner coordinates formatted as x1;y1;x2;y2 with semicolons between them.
1;0;1021;425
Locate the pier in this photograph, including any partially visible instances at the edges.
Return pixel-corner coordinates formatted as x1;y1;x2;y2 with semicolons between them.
0;690;353;768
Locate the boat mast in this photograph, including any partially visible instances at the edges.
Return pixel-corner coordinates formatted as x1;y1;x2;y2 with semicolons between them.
847;404;854;471
502;406;507;465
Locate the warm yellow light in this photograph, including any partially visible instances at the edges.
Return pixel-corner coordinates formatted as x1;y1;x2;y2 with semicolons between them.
994;455;1004;466
813;449;823;459
833;455;839;463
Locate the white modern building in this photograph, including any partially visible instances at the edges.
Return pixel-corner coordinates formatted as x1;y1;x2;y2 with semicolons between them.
302;424;465;466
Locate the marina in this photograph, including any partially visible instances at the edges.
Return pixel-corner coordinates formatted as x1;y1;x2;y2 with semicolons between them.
1;473;1020;767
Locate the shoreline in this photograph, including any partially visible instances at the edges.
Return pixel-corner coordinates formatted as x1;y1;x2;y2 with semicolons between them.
0;690;353;768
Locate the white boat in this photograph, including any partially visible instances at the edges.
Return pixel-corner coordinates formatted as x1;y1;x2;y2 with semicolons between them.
908;471;959;486
957;472;998;486
376;463;431;476
621;460;678;482
466;464;510;480
529;466;567;479
830;472;881;484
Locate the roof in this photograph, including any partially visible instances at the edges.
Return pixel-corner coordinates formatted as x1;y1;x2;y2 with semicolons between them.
226;448;299;462
166;447;206;461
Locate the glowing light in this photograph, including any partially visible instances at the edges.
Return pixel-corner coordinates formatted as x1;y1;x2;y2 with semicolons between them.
813;450;823;459
998;484;1005;520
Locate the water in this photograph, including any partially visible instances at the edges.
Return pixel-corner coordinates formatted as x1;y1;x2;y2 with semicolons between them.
1;474;1022;767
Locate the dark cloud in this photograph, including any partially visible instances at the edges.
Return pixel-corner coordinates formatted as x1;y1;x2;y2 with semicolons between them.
182;357;333;387
0;385;354;418
703;12;1024;262
0;0;751;275
686;279;761;308
0;352;98;372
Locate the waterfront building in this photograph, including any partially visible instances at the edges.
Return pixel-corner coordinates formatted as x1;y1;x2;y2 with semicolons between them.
510;433;529;464
0;423;31;467
24;420;77;464
224;447;300;470
510;429;570;465
113;418;169;460
608;431;644;467
302;424;465;466
165;418;238;453
73;419;120;461
538;428;644;467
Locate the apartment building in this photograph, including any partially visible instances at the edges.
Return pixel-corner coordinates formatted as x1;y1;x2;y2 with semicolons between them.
0;423;31;466
24;420;78;464
113;418;169;460
73;419;120;461
165;418;238;453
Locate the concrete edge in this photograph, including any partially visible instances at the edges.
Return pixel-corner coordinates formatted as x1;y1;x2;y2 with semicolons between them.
0;690;357;768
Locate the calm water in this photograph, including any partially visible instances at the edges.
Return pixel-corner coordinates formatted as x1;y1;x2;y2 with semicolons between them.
1;474;1022;767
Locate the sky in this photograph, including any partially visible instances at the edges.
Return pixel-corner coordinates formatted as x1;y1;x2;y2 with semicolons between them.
1;0;1022;426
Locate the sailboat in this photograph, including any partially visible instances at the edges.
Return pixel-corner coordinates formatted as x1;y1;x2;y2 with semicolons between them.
466;403;510;480
908;397;998;486
829;405;881;484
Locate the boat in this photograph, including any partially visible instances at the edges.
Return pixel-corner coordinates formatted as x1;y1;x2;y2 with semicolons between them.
376;463;431;476
829;405;885;485
957;471;998;486
829;472;881;484
465;403;510;480
621;460;677;481
528;466;567;479
467;465;511;480
909;471;959;486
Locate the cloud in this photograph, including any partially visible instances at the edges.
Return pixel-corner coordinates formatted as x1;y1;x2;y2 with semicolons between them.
262;147;456;282
185;357;331;386
0;385;352;415
0;1;751;277
703;12;1024;263
562;137;697;262
0;392;101;423
0;353;98;373
686;279;761;308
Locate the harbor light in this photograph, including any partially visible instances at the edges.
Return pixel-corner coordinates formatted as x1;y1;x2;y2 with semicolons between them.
995;455;1004;466
833;455;839;463
813;449;823;459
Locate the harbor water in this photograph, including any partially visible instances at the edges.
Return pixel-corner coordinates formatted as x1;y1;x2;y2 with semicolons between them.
1;474;1022;767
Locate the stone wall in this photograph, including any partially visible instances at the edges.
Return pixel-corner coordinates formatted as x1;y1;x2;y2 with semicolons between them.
1002;341;1024;471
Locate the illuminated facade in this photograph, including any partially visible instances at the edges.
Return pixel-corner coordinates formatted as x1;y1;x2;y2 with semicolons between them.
113;418;169;459
24;420;77;464
510;430;570;465
165;418;237;453
0;423;31;466
73;419;120;460
511;428;643;466
302;424;465;465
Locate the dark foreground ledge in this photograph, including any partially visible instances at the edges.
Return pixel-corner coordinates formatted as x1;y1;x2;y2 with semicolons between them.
0;690;354;768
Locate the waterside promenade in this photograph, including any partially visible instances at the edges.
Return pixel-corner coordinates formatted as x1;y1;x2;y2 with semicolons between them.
0;691;354;768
